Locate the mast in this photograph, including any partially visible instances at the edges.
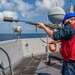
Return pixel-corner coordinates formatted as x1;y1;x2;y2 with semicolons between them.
70;0;74;13
66;0;74;13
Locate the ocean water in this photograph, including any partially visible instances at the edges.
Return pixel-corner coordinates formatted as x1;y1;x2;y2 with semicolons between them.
0;33;47;41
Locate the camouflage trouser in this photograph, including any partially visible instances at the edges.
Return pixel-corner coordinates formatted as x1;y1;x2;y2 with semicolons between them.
61;60;75;75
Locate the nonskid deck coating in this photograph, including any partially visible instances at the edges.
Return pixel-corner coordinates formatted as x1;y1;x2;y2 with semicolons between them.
13;55;43;75
8;52;63;75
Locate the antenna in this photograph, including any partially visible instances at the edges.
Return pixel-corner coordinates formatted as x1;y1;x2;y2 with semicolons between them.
70;0;72;7
55;0;58;6
66;0;74;13
70;0;74;13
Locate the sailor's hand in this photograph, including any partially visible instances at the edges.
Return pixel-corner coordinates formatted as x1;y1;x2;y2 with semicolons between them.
36;22;45;28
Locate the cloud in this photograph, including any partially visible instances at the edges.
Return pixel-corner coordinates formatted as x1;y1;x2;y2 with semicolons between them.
3;11;18;19
0;0;34;18
35;0;52;14
35;0;65;14
0;0;65;22
21;11;39;19
16;1;33;12
0;11;18;21
0;0;65;19
0;0;14;10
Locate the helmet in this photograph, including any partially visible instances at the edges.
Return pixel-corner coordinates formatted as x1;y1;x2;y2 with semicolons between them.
62;13;75;24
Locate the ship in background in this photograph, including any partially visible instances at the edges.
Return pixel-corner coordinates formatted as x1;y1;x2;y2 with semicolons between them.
0;0;75;75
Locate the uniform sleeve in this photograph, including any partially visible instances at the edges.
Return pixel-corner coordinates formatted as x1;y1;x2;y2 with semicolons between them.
53;24;75;41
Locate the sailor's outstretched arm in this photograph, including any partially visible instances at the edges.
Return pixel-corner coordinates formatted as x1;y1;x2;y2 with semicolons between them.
36;22;74;41
36;22;54;39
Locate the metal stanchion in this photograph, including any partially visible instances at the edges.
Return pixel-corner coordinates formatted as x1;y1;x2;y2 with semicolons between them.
46;14;49;62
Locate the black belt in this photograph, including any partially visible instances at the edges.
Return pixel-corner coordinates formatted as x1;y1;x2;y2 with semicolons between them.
70;60;75;62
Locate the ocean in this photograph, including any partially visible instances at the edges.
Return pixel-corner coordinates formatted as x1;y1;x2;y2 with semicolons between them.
0;33;47;41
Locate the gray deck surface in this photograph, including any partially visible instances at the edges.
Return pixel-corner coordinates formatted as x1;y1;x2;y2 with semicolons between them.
8;52;63;75
35;52;62;75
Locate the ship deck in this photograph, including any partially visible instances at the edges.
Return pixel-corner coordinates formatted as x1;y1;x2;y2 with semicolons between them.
8;52;63;75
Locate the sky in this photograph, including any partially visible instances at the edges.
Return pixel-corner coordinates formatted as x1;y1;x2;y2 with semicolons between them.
0;0;75;34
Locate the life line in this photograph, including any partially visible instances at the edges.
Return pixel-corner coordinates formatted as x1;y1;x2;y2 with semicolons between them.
48;40;57;52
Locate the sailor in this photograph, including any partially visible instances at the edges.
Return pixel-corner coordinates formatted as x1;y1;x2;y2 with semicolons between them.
36;13;75;75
